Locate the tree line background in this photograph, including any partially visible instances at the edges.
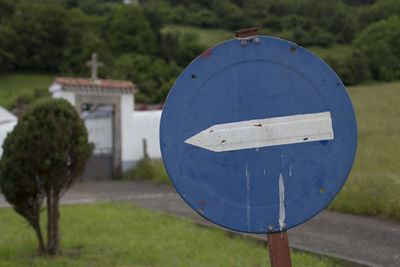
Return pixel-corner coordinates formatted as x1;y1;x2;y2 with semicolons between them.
0;0;399;103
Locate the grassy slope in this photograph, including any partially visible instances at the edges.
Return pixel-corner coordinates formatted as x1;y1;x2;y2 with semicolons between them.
0;73;55;109
0;203;341;266
328;82;400;220
161;25;353;62
162;24;234;48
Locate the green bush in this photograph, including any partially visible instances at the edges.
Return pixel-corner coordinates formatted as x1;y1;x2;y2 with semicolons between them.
344;51;372;84
107;53;181;103
261;15;283;32
9;3;69;71
107;5;157;56
123;159;170;184
185;8;220;28
354;16;400;81
0;98;93;255
324;52;371;85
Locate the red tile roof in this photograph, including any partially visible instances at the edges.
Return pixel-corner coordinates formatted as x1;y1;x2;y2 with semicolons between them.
135;104;164;111
54;77;137;89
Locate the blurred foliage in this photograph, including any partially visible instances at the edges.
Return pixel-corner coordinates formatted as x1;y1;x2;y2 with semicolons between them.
354;15;400;81
123;159;171;184
0;0;399;103
107;53;181;103
0;98;93;254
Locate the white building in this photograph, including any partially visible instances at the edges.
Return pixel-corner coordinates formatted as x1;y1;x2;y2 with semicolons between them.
1;54;162;180
0;106;18;156
49;77;162;179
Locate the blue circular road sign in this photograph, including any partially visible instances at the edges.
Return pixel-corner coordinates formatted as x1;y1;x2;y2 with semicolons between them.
160;36;357;233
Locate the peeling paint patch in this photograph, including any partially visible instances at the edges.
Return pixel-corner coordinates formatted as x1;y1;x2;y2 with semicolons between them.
279;173;286;231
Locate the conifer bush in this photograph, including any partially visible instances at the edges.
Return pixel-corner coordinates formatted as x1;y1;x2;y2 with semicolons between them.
0;98;93;255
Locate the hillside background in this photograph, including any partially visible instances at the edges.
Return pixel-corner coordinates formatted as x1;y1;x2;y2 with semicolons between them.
1;0;400;106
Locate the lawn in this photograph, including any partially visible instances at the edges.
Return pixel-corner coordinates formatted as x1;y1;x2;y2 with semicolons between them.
0;203;342;266
162;24;234;48
0;73;55;110
328;82;400;220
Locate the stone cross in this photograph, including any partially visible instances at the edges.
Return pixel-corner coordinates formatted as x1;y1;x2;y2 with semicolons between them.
86;53;103;81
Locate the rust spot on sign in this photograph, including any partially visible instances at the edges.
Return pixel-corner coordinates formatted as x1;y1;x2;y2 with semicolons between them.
200;48;212;60
200;200;205;206
290;46;296;52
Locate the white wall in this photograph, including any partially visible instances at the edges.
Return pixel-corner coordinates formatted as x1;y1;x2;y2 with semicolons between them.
120;94;135;163
0;106;18;157
122;110;162;168
50;84;76;105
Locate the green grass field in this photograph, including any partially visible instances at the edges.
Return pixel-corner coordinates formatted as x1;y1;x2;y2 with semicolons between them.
162;24;234;48
0;203;342;266
328;82;400;220
0;73;55;110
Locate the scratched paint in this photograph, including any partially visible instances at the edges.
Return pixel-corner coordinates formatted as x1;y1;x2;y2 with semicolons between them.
279;173;286;231
200;48;212;60
184;111;334;152
245;163;251;232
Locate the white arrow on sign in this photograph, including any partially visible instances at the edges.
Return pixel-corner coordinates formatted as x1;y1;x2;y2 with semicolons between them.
184;111;334;152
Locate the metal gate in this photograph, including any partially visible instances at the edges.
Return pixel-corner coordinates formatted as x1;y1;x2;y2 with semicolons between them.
81;104;114;180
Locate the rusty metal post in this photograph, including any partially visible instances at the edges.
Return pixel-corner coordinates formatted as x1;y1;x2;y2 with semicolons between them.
267;231;292;267
143;138;149;161
234;27;259;38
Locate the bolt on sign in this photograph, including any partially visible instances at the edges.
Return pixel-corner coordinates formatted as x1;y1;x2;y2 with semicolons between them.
160;31;357;265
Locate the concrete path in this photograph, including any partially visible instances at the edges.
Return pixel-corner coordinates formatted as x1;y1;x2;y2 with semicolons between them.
1;180;399;266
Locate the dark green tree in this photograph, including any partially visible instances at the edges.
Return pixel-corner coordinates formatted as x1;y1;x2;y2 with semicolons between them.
107;53;181;103
0;25;17;72
354;16;400;81
0;98;93;255
10;3;68;71
60;9;111;76
0;0;15;22
160;31;206;67
108;5;157;56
